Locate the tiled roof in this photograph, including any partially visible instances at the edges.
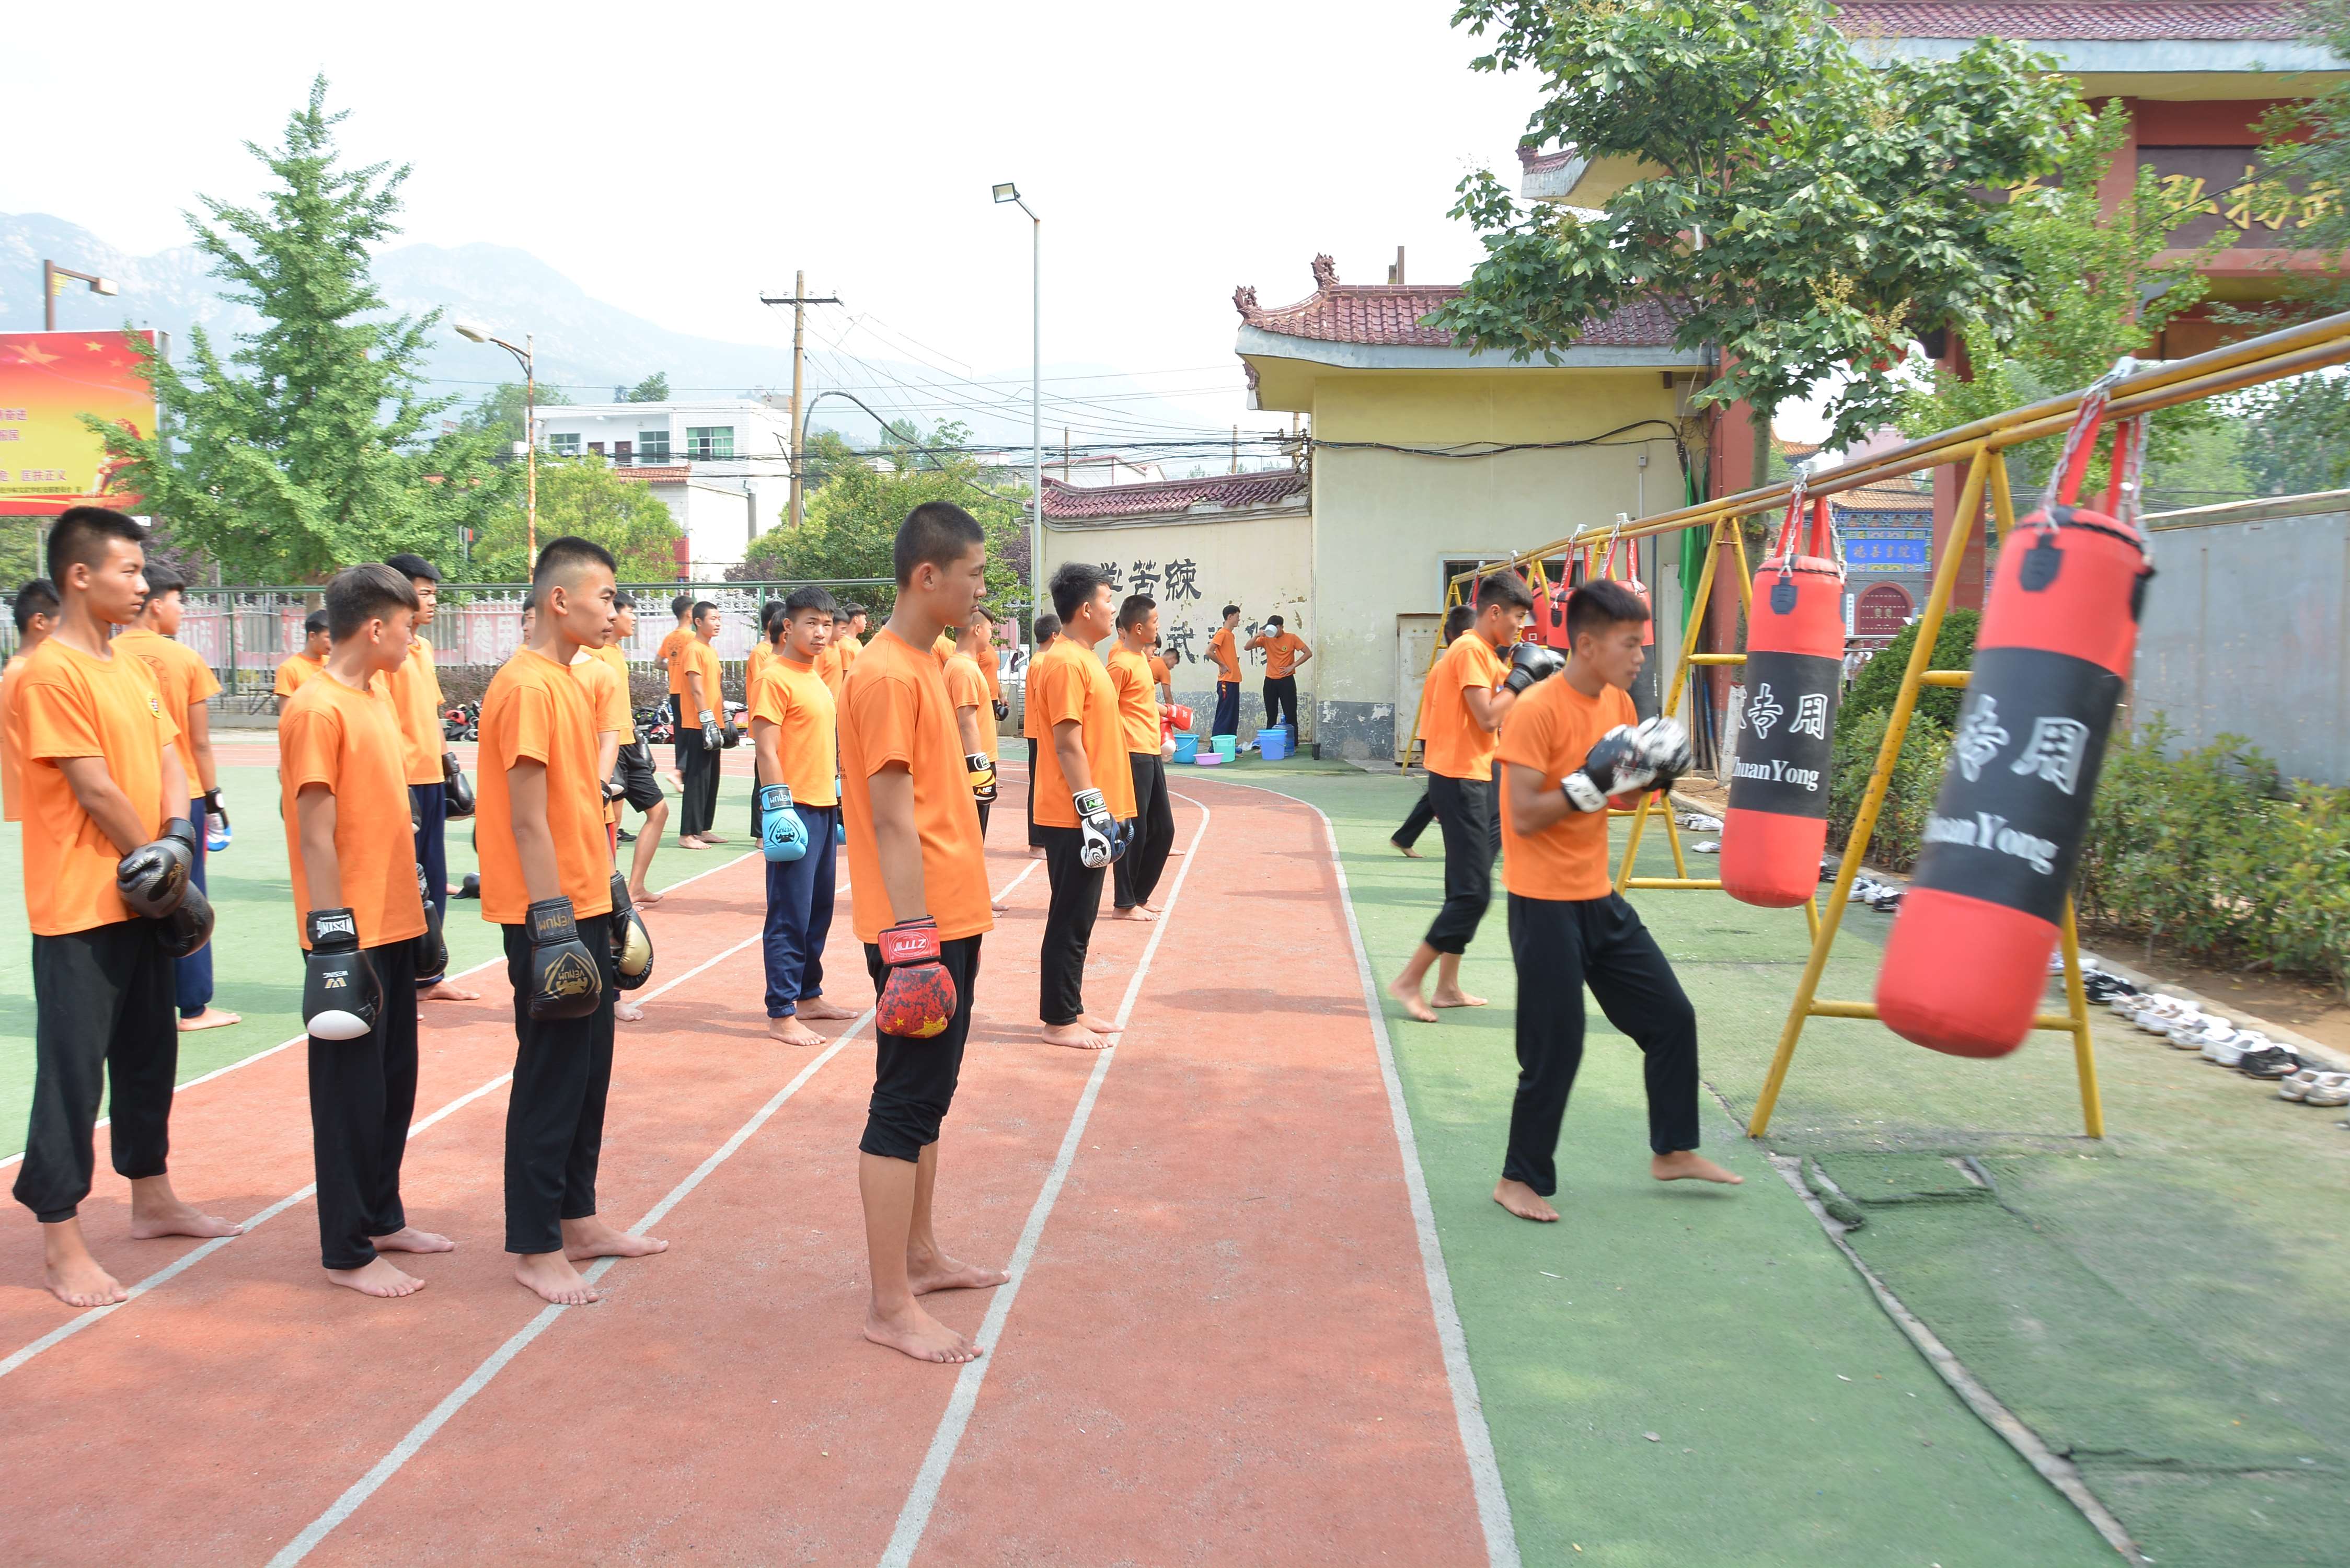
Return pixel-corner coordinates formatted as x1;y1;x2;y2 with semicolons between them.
1516;145;1576;174
1829;477;1934;514
1234;255;1687;350
1041;470;1307;523
610;465;691;482
1833;2;2303;40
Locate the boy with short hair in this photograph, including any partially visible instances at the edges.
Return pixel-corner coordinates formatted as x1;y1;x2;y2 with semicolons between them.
281;563;456;1296
754;585;858;1046
275;611;331;712
973;604;1007;722
676;599;729;848
1208;604;1242;740
840;604;868;661
1023;612;1059;858
478;536;665;1306
1492;580;1735;1220
15;507;240;1307
942;612;999;839
385;552;478;1005
1105;594;1172;920
838;502;1005;1363
657;593;695;789
597;591;670;904
2;578;61;824
1393;603;1478;858
1245;614;1312;739
116;560;237;1033
569;614;641;1022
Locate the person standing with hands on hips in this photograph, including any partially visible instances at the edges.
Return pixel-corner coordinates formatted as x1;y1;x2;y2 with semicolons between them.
755;585;859;1046
1245;614;1311;741
1491;579;1738;1221
1208;604;1243;742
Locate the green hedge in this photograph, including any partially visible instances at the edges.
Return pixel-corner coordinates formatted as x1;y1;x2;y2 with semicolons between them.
1843;608;1980;730
1827;708;1953;872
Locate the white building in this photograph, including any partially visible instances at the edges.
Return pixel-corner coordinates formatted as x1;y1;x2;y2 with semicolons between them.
536;400;796;574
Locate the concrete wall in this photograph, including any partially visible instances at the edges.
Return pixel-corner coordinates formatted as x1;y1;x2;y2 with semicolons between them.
2133;492;2350;785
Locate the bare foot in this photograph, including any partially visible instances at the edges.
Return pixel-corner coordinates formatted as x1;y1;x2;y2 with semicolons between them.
1386;976;1437;1023
990;900;1011;914
420;979;482;1002
908;1250;1010;1295
1651;1151;1744;1185
328;1257;425;1297
1391;839;1424;859
768;1016;826;1046
629;883;663;906
372;1226;454;1253
1493;1179;1560;1222
677;835;707;850
41;1250;126;1307
1108;905;1156;921
615;998;645;1023
562;1215;668;1261
700;832;729;844
129;1200;243;1241
1432;988;1488;1009
515;1251;603;1305
865;1300;982;1363
797;997;859;1021
1029;846;1047;859
1078;1012;1122;1034
177;1007;241;1032
1042;1022;1111;1051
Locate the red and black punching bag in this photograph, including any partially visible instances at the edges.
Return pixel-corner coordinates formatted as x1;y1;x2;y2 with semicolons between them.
1526;555;1573;648
1599;525;1655;647
1877;402;2155;1057
1721;494;1844;907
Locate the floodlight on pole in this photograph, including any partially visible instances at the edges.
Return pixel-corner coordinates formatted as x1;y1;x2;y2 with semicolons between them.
42;261;119;331
453;318;539;561
993;182;1041;623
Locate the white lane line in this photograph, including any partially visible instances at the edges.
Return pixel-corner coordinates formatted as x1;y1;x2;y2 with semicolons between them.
266;1007;876;1568
878;793;1213;1568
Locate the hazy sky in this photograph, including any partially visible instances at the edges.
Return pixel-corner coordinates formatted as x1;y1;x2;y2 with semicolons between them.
7;1;1560;439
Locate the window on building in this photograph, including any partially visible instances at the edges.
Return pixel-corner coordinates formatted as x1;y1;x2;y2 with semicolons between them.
685;425;735;459
547;432;581;456
638;430;671;463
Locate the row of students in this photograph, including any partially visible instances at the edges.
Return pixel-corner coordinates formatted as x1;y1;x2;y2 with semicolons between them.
1202;604;1312;744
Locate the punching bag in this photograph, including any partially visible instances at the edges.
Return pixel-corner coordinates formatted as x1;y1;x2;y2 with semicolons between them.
1526;555;1573;648
1721;494;1843;908
1599;522;1655;647
1877;399;2154;1057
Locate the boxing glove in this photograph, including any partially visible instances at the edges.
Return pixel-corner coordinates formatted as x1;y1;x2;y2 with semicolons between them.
876;917;955;1040
992;698;1010;722
608;873;654;991
455;872;481;901
698;709;721;751
603;774;627;805
1631;715;1694;792
412;862;448;976
761;785;807;862
1563;726;1659;813
203;788;232;852
156;879;214;959
442;753;476;820
1111;818;1137;863
965;752;997;803
1074;787;1118;869
524;896;603;1021
1504;641;1566;695
302;907;380;1040
720;712;741;749
116;818;196;917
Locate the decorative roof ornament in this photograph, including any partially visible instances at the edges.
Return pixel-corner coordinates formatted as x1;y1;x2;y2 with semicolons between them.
1232;284;1260;319
1309;254;1340;291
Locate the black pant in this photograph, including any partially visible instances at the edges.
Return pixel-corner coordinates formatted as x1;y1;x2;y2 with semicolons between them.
1114;752;1174;908
1037;824;1104;1025
1503;892;1702;1195
1263;675;1299;733
410;781;451;987
1026;737;1045;847
1424;773;1500;955
308;941;419;1269
502;915;617;1255
14;921;177;1223
861;935;982;1161
679;736;720;838
1212;680;1240;737
1393;789;1436;849
670;694;689;771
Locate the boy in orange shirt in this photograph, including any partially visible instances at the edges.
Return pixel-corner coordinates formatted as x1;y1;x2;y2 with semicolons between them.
1491;580;1733;1221
676;599;730;848
1027;562;1136;1051
15;508;239;1307
281;564;456;1296
1208;603;1242;741
1387;572;1560;1023
754;585;858;1046
274;610;330;712
1393;604;1477;858
1021;612;1059;857
2;578;60;824
598;591;671;904
569;608;646;1023
386;553;478;1006
1105;594;1172;919
839;502;1004;1363
1244;613;1313;740
479;537;665;1305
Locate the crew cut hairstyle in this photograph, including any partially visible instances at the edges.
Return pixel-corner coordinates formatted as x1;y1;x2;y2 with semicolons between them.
844;602;869;619
1222;603;1240;619
46;506;145;586
1115;593;1156;632
532;534;619;595
614;589;636;610
303;609;330;635
1442;603;1476;642
142;560;188;599
326;563;422;640
893;501;985;587
690;598;717;622
1474;571;1535;615
784;584;838;619
1565;578;1651;642
1032;612;1060;644
1265;614;1285;630
759;598;787;633
1049;559;1112;621
971;603;996;625
12;579;59;633
671;593;694;618
385;552;442;584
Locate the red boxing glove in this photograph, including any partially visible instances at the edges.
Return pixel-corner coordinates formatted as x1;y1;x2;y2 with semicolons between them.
876;917;956;1040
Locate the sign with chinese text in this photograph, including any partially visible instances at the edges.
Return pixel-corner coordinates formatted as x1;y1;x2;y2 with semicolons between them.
1853;582;1914;640
0;331;159;516
1842;525;1931;575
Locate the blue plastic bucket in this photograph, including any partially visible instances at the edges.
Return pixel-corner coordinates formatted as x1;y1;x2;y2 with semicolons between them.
1173;732;1200;764
1212;733;1238;761
1259;725;1292;762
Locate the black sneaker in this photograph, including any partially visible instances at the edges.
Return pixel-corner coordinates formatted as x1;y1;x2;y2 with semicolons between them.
617;828;637;843
2239;1045;2305;1079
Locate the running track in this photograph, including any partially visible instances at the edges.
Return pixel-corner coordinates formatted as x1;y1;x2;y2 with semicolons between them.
0;769;1513;1565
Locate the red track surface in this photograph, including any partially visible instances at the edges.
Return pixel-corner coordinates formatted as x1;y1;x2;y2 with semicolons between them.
0;773;1490;1566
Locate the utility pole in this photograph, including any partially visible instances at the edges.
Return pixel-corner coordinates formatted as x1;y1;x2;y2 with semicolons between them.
758;276;840;528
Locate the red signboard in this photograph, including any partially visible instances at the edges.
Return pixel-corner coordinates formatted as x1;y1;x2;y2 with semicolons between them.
0;331;160;516
1853;582;1914;640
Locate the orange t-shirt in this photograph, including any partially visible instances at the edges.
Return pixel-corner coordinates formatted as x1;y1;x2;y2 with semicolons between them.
475;647;613;927
1249;630;1308;679
1028;639;1136;826
113;627;221;787
657;627;692;696
981;650;1003;701
572;646;631;739
750;655;838;804
1021;642;1054;740
17;637;180;936
279;670;428;950
1495;676;1640;901
677;637;723;716
1;652;28;823
1103;644;1161;755
837;629;992;945
813;643;845;700
1208;627;1239;684
746;641;773;699
274;651;326;698
1420;634;1508;782
1149;653;1171;689
837;633;863;667
383;634;445;786
583;642;636;743
942;651;997;762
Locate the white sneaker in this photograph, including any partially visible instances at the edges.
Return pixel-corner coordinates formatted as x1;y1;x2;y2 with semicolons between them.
2132;995;2191;1033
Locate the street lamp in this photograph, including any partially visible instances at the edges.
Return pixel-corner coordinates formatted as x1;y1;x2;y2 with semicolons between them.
43;261;119;331
993;182;1041;626
454;318;538;562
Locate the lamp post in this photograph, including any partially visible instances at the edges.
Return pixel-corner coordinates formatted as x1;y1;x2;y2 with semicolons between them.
992;182;1041;623
454;320;537;562
42;261;119;331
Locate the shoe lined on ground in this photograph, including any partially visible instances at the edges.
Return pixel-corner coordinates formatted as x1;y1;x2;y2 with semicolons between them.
1691;839;1720;854
2083;971;2138;1003
1679;812;1724;833
2239;1044;2306;1079
2130;995;2191;1032
2305;1075;2350;1108
2172;1014;2234;1053
2279;1068;2321;1101
2202;1028;2259;1067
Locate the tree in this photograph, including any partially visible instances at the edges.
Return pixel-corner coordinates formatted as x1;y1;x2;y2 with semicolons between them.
2254;0;2350;296
2231;371;2350;496
1429;0;2080;447
463;381;572;447
88;77;512;582
625;372;670;403
466;455;685;582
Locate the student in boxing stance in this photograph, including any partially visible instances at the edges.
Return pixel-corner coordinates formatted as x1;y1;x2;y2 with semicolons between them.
568;608;644;1024
3;578;60;827
656;592;695;790
386;552;479;1005
281;564;458;1296
1208;604;1242;741
275;610;330;713
1492;580;1738;1219
14;507;240;1306
839;502;1006;1363
1393;604;1478;858
755;586;858;1047
675;599;731;849
116;561;239;1033
1028;562;1136;1051
1245;614;1312;740
1022;612;1059;859
1387;572;1560;1023
1105;593;1173;920
478;536;661;1305
597;591;670;905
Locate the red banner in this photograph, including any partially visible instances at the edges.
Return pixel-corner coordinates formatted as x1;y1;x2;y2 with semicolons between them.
0;331;160;516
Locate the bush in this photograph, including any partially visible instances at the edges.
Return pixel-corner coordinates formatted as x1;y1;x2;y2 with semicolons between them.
1827;708;1953;872
1844;608;1980;730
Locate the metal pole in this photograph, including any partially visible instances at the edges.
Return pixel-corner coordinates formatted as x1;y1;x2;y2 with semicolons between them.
42;260;55;332
1030;209;1042;622
525;335;538;564
788;269;807;530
